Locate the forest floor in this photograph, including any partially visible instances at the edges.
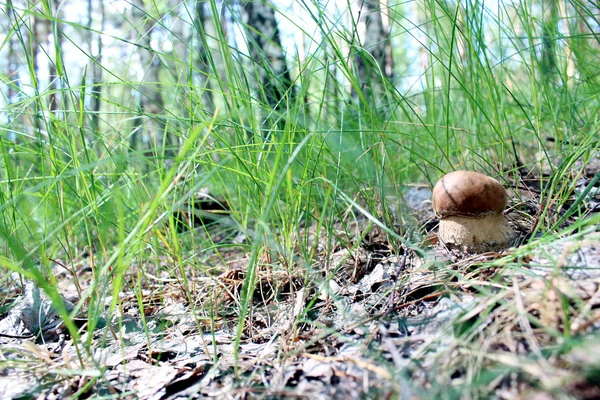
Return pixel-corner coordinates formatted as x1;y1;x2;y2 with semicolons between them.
1;162;599;400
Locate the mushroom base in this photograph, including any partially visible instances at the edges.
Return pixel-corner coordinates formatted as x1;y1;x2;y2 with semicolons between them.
438;214;513;252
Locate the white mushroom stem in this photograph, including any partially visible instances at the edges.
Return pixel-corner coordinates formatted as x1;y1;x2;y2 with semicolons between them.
438;213;513;251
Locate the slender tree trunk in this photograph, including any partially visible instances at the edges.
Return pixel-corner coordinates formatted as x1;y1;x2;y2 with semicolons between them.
193;0;213;109
47;0;63;113
131;0;167;157
354;0;392;106
541;0;558;79
31;15;41;80
380;0;393;80
47;16;58;112
6;1;18;110
241;0;293;111
570;2;600;85
164;0;186;155
6;0;37;134
168;0;187;63
88;0;104;129
324;44;340;125
29;11;45;134
32;13;59;111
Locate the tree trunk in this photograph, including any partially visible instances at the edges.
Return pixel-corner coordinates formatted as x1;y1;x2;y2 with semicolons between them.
241;0;293;112
168;0;187;65
193;0;213;109
541;0;558;78
88;0;104;129
6;0;18;111
354;0;393;106
29;9;45;134
47;0;63;113
324;44;340;125
7;0;38;134
32;11;59;112
571;1;600;85
131;0;167;157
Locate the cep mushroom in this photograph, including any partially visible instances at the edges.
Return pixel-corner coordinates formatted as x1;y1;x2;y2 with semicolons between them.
432;170;513;252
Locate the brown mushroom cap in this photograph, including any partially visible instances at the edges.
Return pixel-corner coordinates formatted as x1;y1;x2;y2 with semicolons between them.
432;170;508;217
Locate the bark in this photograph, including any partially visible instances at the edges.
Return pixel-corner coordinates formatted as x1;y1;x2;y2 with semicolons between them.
6;0;18;106
570;1;600;84
168;0;187;63
32;12;59;111
27;6;44;134
47;15;58;112
47;0;63;113
131;0;167;156
193;0;213;109
132;2;163;114
87;0;104;129
354;0;393;104
31;15;42;87
324;45;340;125
541;0;558;78
241;0;293;110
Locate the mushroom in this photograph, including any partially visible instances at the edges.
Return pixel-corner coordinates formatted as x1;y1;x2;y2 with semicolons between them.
432;170;513;252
